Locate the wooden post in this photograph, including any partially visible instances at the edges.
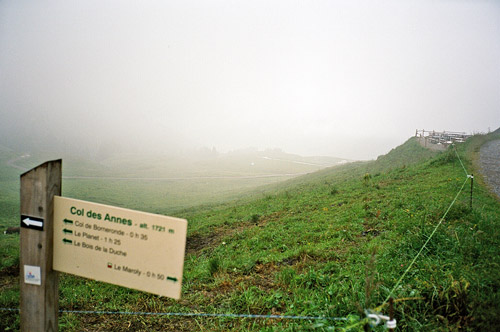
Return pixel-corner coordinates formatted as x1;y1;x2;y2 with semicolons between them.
20;160;62;332
388;297;394;332
470;174;474;210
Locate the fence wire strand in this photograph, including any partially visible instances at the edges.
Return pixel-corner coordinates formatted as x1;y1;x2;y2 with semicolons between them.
379;176;469;308
0;307;347;322
453;144;469;176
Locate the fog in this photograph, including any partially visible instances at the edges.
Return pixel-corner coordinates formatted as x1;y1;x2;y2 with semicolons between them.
1;0;499;160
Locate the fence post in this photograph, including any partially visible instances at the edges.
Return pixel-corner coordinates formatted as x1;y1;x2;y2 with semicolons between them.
389;297;394;332
470;174;474;209
20;160;62;332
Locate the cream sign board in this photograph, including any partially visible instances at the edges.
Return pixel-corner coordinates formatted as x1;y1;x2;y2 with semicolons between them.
53;196;187;299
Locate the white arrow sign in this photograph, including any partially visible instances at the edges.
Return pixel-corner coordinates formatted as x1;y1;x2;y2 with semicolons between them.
22;217;43;228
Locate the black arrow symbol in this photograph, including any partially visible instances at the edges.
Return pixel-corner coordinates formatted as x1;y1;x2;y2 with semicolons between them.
166;276;178;282
63;218;73;224
63;229;73;234
63;238;73;244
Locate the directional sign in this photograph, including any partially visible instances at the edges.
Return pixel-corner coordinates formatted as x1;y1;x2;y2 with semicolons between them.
20;215;44;231
53;196;187;299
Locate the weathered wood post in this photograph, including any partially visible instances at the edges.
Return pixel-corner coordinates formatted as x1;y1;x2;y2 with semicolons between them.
388;297;394;332
20;159;62;332
470;174;474;210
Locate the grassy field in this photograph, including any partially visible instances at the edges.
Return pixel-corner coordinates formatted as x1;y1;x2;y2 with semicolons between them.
1;134;500;331
0;147;342;221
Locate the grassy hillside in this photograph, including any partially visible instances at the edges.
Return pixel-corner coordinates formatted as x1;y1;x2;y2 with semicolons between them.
1;135;500;331
0;147;342;231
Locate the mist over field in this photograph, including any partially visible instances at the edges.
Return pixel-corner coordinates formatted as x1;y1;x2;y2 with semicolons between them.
1;0;499;160
1;2;500;330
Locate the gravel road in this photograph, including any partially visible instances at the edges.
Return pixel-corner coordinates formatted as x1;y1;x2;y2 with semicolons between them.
480;139;500;199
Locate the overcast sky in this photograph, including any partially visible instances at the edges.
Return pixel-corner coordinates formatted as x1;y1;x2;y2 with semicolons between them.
1;0;499;160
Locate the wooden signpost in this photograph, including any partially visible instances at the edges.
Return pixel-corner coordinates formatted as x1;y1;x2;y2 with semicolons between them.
20;160;187;331
20;159;61;332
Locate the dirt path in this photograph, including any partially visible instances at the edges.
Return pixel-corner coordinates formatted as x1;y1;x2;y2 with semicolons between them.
6;155;307;181
6;155;29;172
62;173;307;181
479;139;500;199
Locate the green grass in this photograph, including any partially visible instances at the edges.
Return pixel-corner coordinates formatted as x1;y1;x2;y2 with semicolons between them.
1;135;500;331
0;147;333;221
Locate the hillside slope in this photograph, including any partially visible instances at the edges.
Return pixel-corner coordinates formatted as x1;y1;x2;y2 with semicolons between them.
0;147;346;227
179;134;500;331
1;134;500;331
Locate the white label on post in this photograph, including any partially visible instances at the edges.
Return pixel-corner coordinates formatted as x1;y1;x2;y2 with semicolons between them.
24;265;41;285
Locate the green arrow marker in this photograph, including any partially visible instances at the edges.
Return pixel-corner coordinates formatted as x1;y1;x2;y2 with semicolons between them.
63;228;73;234
166;276;178;282
63;218;73;224
63;238;73;244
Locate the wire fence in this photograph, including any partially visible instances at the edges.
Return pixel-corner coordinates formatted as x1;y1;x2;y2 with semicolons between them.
453;143;469;177
0;307;346;321
380;177;469;307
